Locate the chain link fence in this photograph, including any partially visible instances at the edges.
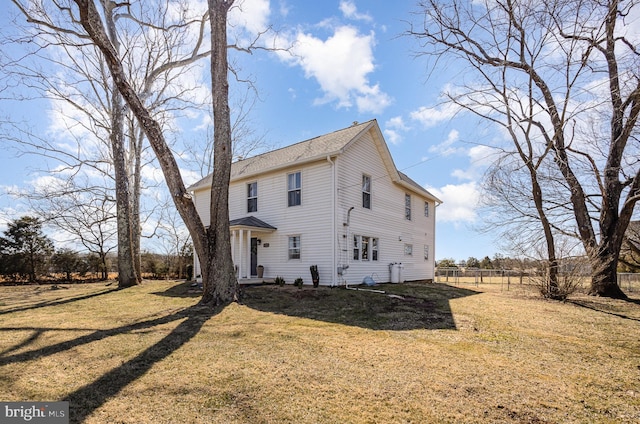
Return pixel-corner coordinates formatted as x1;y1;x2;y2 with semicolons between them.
435;267;640;293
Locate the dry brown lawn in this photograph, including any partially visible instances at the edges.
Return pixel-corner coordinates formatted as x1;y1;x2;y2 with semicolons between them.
0;280;639;423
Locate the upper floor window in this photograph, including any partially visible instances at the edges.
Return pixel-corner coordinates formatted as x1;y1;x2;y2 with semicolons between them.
362;174;371;209
424;201;429;217
405;193;412;220
287;171;301;207
247;182;257;213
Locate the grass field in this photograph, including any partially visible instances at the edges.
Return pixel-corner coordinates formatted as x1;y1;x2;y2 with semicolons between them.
1;280;639;423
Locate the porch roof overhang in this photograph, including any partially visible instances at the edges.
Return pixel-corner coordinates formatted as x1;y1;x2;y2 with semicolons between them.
229;216;277;232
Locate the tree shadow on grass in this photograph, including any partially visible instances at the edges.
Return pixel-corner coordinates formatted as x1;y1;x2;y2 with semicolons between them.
151;280;203;298
0;286;119;316
239;282;480;331
64;305;214;423
567;296;640;322
0;304;215;423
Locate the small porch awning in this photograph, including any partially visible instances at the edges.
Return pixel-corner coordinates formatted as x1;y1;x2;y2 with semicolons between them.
229;216;276;280
229;216;277;232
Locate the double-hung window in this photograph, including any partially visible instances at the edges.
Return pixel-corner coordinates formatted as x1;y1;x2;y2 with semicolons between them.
372;238;379;261
287;172;301;207
247;182;257;213
288;236;301;260
424;201;429;217
405;193;412;220
362;174;371;209
361;236;370;261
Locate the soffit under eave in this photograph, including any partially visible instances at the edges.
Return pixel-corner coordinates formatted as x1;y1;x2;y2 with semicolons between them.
229;151;342;183
189;153;342;195
396;179;443;204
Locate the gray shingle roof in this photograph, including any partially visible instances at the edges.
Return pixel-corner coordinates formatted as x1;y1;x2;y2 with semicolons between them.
188;120;374;191
229;216;277;230
187;119;441;204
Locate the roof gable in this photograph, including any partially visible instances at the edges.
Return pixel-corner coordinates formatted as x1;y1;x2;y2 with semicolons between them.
188;119;441;204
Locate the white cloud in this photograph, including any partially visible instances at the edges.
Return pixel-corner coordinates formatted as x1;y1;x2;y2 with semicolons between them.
410;103;459;128
278;0;290;17
468;144;496;167
284;25;391;114
383;116;409;145
355;83;392;114
29;175;67;193
339;0;373;22
428;182;480;223
384;129;401;145
228;0;271;35
452;144;496;181
386;116;409;131
428;129;461;157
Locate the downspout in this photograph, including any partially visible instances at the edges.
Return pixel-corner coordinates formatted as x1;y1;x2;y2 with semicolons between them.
343;205;385;293
344;206;354;287
327;155;336;286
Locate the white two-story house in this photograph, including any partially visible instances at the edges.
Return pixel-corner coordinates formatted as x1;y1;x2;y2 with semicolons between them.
188;119;441;286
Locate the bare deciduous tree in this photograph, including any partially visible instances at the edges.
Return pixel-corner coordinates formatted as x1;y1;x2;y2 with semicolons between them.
7;0;283;305
22;178;117;281
410;0;640;298
70;0;238;305
619;221;640;271
6;0;213;288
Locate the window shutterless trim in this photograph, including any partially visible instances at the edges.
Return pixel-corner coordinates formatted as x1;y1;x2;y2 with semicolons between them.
287;171;301;207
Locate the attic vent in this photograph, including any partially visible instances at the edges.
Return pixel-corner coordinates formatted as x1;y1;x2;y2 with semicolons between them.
352;121;359;126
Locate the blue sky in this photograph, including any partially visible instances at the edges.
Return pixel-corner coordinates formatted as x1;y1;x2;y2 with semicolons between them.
0;0;503;263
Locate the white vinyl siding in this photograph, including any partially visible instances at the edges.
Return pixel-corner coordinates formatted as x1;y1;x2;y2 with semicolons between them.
192;124;437;285
229;162;334;283
336;130;435;283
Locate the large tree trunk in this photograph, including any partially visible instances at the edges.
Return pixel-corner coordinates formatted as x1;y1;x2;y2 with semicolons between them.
587;179;637;299
74;0;235;307
531;174;560;298
112;135;139;288
104;1;139;288
589;246;626;298
201;0;237;305
130;125;143;282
